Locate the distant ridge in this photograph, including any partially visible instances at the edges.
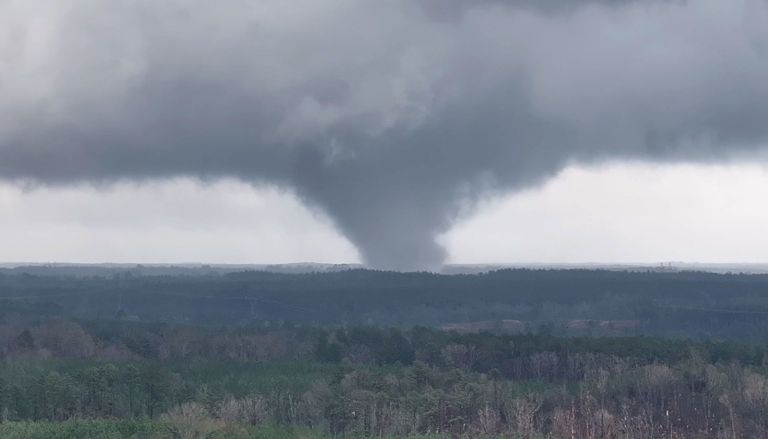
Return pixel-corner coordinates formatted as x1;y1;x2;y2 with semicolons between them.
3;262;768;277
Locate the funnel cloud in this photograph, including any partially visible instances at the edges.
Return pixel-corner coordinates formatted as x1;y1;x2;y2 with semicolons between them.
2;0;768;269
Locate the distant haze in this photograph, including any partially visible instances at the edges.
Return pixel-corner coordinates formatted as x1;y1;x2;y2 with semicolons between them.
2;1;768;269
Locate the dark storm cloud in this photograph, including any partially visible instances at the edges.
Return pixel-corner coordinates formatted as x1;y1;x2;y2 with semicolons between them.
1;0;767;269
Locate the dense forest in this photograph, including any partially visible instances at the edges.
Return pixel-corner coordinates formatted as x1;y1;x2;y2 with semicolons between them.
3;267;768;341
3;267;768;437
1;318;768;437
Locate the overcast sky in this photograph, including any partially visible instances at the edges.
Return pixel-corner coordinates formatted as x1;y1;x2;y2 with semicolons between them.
2;0;768;268
3;161;768;265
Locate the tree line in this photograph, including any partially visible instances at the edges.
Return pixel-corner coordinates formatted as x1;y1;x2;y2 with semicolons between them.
2;318;768;437
5;268;768;341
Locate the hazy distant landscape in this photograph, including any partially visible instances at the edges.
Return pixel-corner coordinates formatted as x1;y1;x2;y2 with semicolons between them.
7;264;768;337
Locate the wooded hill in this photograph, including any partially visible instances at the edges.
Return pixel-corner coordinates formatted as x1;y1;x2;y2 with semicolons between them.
3;268;768;341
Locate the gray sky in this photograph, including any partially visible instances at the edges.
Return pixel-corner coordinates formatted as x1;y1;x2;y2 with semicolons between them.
3;162;768;265
2;0;768;268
